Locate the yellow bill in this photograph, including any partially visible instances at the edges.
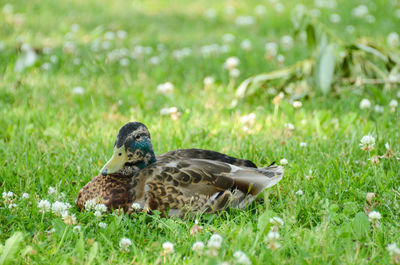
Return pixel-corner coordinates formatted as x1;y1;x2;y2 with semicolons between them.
101;146;128;176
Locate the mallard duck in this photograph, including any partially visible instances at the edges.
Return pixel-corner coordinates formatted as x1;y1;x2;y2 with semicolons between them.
76;122;283;216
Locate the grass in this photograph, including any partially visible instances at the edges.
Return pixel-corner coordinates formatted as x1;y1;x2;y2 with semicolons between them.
1;0;400;264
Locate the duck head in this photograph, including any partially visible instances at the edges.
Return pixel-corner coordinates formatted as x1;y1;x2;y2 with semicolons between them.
101;122;156;176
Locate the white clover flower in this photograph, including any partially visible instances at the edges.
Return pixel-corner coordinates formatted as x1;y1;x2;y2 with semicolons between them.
315;0;336;8
104;31;115;40
235;16;256;26
388;73;400;83
73;225;81;233
229;68;240;78
119;237;132;251
330;13;341;24
2;4;13;14
310;9;321;17
221;45;231;53
48;187;57;195
265;42;278;57
222;33;235;43
21;193;29;199
14;43;37;72
385;142;391;150
204;9;217;19
172;48;190;60
270;217;284;226
169;107;178;114
346;25;355;34
2;191;14;199
389;99;398;111
305;169;313;180
254;5;266;16
160;107;180;119
360;135;375;151
8;203;17;209
200;44;220;56
292;101;302;108
374;105;384;113
204;76;215;87
285;123;295;131
352;5;369;18
240;113;256;127
120;58;129;66
280;158;288;165
296;189;304;196
63;41;76;53
62;212;77;225
149;56;160;65
84;199;97;211
156;82;174;94
274;3;284;13
298;31;307;42
94;203;107;213
387;32;399;48
207;233;223;249
72;86;84;95
365;15;375;24
94;211;102;217
70;23;80;32
300;142;307;147
387;243;400;256
98;222;107;228
360;99;371;109
38;199;51;213
73;58;81;65
267;241;281;249
101;41;111;50
233;251;251;265
224;57;240;70
41;63;51;71
116;30;127;39
280;35;294;50
370;155;380;165
162;241;174;254
49;55;58;63
267;231;280;240
224;6;235;16
368;211;382;222
131;202;141;210
192;241;205;254
52;201;70;216
160;107;171;116
240;39;252;51
277;54;285;64
46;228;56;235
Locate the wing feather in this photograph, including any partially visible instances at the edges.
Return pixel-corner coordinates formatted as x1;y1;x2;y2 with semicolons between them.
151;159;283;198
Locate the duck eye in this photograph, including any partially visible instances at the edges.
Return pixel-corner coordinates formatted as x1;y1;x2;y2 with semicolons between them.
118;153;122;156
135;135;141;140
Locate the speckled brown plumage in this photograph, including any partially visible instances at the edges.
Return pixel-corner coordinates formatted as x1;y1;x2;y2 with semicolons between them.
76;173;134;212
76;122;284;217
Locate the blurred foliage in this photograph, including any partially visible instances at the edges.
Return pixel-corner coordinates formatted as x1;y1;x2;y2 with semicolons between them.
236;17;400;99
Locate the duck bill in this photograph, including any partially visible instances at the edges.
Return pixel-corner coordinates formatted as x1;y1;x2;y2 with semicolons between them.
100;147;128;176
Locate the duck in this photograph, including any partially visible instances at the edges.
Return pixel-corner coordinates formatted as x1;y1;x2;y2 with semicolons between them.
76;122;283;216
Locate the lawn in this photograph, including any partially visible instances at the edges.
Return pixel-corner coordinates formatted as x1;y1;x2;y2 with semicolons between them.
1;0;400;264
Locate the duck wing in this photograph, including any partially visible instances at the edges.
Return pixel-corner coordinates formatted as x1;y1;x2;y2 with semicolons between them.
139;159;283;215
145;158;283;200
157;149;257;168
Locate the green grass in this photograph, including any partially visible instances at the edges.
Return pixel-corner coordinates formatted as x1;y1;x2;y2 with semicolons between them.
1;0;400;264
